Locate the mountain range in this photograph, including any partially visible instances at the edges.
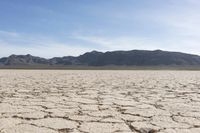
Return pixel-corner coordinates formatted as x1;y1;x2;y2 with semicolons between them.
0;50;200;67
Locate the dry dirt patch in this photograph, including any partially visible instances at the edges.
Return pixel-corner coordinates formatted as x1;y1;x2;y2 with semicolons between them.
0;70;200;133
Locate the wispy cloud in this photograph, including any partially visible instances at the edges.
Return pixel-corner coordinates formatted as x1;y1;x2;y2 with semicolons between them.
0;30;20;37
0;41;92;58
73;35;161;51
0;31;92;58
70;0;200;55
1;0;200;57
72;32;200;55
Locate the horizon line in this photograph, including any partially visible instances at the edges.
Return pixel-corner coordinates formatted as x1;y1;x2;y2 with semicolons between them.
1;49;200;59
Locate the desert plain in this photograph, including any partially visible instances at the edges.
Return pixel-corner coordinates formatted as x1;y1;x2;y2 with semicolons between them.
0;70;200;133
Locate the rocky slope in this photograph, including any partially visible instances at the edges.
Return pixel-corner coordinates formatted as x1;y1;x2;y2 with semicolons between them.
0;50;200;66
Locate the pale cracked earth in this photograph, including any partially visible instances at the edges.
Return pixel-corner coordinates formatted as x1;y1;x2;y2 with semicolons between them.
0;70;200;133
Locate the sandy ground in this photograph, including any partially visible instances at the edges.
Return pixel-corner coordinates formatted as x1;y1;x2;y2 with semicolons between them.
0;70;200;133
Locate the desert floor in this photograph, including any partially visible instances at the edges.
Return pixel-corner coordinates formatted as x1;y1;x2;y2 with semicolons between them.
0;70;200;133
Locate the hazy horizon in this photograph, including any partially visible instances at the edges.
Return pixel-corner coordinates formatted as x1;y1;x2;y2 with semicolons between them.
0;0;200;58
1;49;200;59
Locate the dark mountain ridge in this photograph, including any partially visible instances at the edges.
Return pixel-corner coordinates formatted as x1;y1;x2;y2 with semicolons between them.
0;50;200;67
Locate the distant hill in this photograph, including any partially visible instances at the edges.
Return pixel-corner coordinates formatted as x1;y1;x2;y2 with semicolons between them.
0;50;200;67
0;54;48;66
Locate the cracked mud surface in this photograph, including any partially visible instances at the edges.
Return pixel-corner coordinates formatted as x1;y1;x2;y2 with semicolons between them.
0;70;200;133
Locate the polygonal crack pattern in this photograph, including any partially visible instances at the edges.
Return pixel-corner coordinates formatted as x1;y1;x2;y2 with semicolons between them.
0;70;200;133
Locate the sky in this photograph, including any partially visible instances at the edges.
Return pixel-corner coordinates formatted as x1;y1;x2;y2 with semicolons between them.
0;0;200;58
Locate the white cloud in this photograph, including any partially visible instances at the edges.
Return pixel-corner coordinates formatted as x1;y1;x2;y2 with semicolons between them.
0;30;20;37
0;41;92;58
72;30;200;55
1;0;200;57
73;35;164;51
0;31;92;58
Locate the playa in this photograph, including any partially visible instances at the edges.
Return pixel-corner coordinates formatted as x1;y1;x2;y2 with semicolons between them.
0;70;200;133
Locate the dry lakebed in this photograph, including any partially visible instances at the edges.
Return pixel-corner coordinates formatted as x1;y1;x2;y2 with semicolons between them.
0;70;200;133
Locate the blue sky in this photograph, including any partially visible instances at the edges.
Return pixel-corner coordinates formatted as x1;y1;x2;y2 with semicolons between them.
0;0;200;58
